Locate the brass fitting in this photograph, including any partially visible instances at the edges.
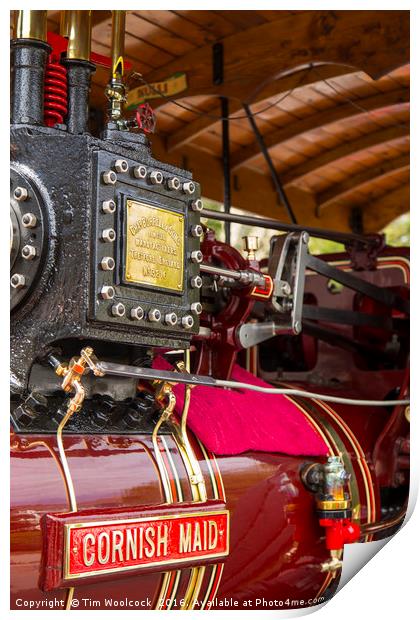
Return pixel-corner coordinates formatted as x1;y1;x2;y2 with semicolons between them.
14;10;47;42
61;11;92;61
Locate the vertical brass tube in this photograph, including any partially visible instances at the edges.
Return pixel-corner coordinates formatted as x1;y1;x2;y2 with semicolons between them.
111;10;126;80
14;10;47;42
64;10;92;61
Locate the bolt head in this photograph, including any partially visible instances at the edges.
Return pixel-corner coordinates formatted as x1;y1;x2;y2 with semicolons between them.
293;320;302;334
149;170;163;185
190;224;203;238
130;306;144;321
101;228;116;243
191;198;203;212
112;302;126;317
302;232;310;244
133;165;147;179
190;275;203;289
22;212;37;228
100;285;115;300
183;181;195;195
102;199;116;214
148;308;161;322
102;170;117;185
167;177;181;191
101;256;115;271
114;159;128;173
11;273;26;289
14;186;28;201
191;302;202;315
21;245;36;260
190;250;203;264
182;315;194;329
164;312;178;326
280;282;291;296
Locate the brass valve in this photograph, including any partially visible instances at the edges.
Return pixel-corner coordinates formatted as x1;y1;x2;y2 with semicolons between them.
242;235;259;260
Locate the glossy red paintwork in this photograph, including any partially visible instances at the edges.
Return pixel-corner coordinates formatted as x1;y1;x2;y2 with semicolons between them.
11;395;385;610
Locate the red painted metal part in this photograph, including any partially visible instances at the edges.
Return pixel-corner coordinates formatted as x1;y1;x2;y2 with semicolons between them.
44;33;68;127
319;519;361;551
196;230;260;378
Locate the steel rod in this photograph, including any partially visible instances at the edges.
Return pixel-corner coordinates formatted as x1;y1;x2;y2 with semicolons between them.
200;208;376;246
243;102;297;224
221;97;231;244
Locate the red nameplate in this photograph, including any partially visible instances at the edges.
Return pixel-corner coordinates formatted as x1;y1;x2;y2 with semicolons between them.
40;501;229;591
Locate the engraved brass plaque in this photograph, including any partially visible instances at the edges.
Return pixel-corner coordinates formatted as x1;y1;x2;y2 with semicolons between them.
125;200;184;291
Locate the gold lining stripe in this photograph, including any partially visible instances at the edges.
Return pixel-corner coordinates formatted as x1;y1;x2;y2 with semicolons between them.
161;436;184;502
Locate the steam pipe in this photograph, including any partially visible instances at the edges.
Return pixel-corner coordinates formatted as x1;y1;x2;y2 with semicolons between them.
11;10;50;125
106;11;126;122
61;11;95;134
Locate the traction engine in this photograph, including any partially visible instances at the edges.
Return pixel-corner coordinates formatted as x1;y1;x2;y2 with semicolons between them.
10;10;410;611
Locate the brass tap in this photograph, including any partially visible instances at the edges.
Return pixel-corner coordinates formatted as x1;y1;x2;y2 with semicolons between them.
242;235;259;260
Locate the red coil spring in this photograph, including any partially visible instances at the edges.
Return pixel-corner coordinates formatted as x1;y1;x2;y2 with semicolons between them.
44;59;68;127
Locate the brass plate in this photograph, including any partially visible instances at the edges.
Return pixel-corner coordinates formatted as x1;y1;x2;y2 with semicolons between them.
125;200;184;292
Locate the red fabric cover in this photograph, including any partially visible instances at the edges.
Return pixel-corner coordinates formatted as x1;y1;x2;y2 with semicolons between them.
153;357;328;457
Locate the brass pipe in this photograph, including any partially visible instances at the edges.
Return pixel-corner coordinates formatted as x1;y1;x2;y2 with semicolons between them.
62;10;92;61
14;10;47;42
111;10;126;80
361;503;407;536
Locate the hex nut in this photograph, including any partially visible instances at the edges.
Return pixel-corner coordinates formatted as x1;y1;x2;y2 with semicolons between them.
148;308;161;322
164;312;178;326
182;181;195;195
190;275;203;289
100;285;115;300
102;199;116;214
22;212;37;228
130;306;144;321
101;256;115;271
190;224;203;238
14;187;28;201
149;170;163;185
133;165;147;179
21;245;36;260
102;170;117;185
167;177;181;191
114;159;128;173
11;273;26;289
182;315;194;329
190;302;202;315
101;228;116;242
191;199;203;212
112;302;126;317
190;250;203;264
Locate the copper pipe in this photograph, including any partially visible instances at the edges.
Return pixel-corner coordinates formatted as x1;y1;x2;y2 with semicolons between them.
111;10;126;80
14;10;47;42
61;10;92;61
361;503;407;536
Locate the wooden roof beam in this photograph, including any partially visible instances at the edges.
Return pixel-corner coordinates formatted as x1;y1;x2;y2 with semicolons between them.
281;123;409;186
316;154;409;211
230;88;409;171
165;64;357;152
141;11;409;105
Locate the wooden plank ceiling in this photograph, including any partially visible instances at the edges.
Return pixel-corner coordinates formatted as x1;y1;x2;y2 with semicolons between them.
47;10;410;234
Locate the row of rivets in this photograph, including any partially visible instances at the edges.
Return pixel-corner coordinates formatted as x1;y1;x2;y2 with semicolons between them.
102;162;197;196
104;298;195;329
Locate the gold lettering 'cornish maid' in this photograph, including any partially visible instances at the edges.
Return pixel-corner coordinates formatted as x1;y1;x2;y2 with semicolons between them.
63;510;229;580
125;200;184;291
